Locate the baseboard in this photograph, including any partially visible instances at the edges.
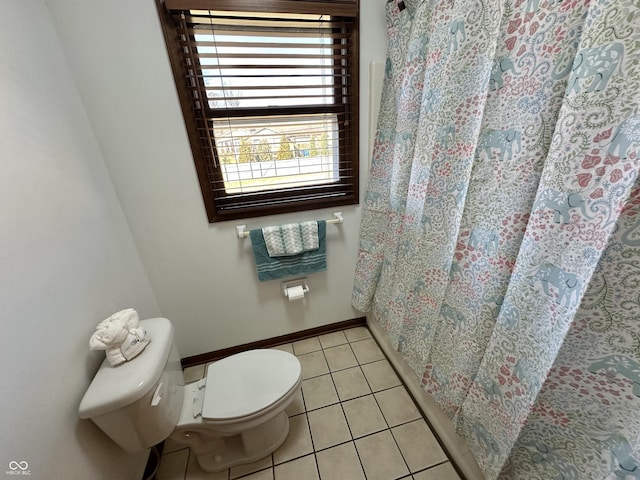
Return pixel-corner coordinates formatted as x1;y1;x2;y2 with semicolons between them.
181;317;366;368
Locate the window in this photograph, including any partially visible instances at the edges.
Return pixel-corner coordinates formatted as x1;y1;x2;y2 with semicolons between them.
157;0;359;222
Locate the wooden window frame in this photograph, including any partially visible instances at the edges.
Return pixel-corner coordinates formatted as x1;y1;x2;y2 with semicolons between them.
157;0;360;222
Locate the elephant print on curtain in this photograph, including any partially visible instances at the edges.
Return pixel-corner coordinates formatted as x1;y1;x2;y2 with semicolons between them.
529;263;582;308
353;0;640;478
476;128;523;162
489;57;520;91
552;41;625;94
603;114;640;160
532;188;592;224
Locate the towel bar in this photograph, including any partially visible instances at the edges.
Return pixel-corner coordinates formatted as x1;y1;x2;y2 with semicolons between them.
236;212;343;239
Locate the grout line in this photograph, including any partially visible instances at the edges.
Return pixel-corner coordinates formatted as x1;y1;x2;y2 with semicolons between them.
305;409;318;455
328;333;374;480
388;419;413;476
298;383;308;416
412;459;451;475
321;335;368;480
313;451;322;480
184;448;191;480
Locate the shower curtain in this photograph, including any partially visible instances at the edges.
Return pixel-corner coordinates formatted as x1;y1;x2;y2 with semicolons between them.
353;0;640;477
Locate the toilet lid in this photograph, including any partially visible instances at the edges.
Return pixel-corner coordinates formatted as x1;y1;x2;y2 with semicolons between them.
202;349;301;420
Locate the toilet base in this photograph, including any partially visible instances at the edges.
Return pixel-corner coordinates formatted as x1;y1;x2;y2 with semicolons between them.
195;410;291;473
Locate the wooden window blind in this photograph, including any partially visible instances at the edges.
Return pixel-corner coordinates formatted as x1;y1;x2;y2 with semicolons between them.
157;0;359;222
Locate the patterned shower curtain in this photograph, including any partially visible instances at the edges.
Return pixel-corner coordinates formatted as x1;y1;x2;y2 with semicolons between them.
353;0;640;477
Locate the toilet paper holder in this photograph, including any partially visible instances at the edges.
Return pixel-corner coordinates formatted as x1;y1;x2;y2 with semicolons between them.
282;278;309;299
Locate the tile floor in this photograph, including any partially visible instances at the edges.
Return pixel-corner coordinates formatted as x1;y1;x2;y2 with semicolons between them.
155;327;462;480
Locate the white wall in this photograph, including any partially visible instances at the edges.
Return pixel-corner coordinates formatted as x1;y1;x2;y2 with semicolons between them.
0;1;160;478
46;0;388;357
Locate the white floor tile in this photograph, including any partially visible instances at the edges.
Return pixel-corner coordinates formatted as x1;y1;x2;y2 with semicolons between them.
361;359;402;392
350;338;385;364
238;468;274;480
392;419;448;472
355;430;409;480
157;448;189;480
296;350;330;379
316;442;365;480
344;326;372;342
342;394;388;438
302;374;339;411
318;330;348;349
375;386;422;427
274;454;319;480
292;337;322;355
323;344;359;371
307;404;352;451
413;462;461;480
331;367;371;401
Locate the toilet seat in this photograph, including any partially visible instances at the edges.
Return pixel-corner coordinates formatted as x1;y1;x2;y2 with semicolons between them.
202;349;301;422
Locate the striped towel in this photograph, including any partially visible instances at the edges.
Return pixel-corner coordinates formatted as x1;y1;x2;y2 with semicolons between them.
262;221;319;257
250;221;326;282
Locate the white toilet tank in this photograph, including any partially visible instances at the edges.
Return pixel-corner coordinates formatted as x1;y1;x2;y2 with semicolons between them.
79;318;185;452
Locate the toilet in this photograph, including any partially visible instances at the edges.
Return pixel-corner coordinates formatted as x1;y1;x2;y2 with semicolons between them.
79;317;302;472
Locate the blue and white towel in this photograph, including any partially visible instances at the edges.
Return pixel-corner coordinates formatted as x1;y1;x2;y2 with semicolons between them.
250;221;326;282
262;221;319;257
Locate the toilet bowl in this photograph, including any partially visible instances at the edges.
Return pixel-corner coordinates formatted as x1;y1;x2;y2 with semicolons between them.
171;349;302;471
79;318;302;473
